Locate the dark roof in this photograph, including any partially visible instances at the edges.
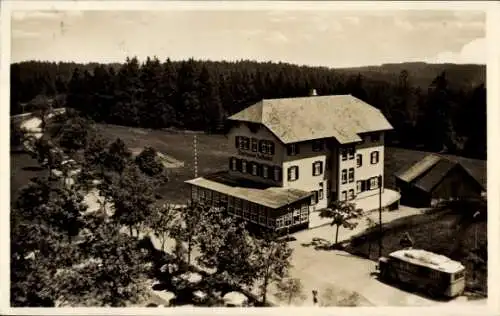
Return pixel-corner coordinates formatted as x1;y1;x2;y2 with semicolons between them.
185;171;312;209
413;159;458;192
228;95;393;144
395;154;486;192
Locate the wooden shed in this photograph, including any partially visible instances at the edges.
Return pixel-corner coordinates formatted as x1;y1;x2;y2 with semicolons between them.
394;154;485;207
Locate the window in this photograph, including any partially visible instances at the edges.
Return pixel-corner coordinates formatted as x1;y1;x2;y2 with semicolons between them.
258;206;267;217
213;191;220;205
251;163;258;176
259;140;275;155
341;148;347;161
259;215;266;225
221;194;228;205
319;183;324;200
192;186;198;201
348;189;355;200
300;212;309;222
370;151;380;164
369;177;379;190
348;168;355;183
356;154;362;168
242;200;249;219
356;181;362;193
284;213;293;226
241;160;248;173
341;169;347;184
274;167;282;182
310;191;318;205
199;189;206;202
234;199;242;216
371;133;380;142
250;204;258;222
348;148;355;160
237;136;250;150
341;190;347;201
287;143;299;156
288;166;299;181
276;217;284;228
262;165;269;179
312;140;324;152
251;138;258;152
230;157;238;171
312;161;323;176
267;218;275;228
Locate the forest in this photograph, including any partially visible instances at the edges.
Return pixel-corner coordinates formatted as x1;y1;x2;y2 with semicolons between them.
10;58;486;160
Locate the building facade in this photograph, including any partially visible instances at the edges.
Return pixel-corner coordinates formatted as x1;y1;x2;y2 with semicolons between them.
186;93;393;232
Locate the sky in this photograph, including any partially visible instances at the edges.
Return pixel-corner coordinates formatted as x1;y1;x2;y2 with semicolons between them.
10;9;486;68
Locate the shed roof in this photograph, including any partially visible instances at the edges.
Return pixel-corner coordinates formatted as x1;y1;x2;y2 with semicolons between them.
185;172;312;209
228;95;393;144
395;154;485;192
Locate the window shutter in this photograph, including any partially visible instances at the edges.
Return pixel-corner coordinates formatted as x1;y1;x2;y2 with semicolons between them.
287;145;292;156
312;163;315;176
229;157;233;170
235;136;239;148
320;162;323;175
236;159;242;172
287;167;292;181
296;166;299;180
259;140;264;153
270;142;275;155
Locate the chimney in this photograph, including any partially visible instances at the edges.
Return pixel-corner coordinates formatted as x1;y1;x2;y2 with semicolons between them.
309;89;317;96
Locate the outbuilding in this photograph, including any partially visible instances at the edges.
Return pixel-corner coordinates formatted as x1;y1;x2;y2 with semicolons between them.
394;154;485;207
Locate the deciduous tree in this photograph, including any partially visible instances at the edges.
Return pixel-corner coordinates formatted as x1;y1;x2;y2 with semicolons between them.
319;200;363;245
275;277;306;306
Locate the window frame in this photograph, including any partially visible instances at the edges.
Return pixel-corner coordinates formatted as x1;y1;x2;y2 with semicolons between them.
319;183;324;200
287;143;299;156
251;162;258;176
348;189;355;200
341;190;347;201
341;148;348;161
251;138;258;152
348;148;355;160
288;166;299;182
241;159;248;173
348;168;355;183
356;154;362;168
262;165;269;179
341;169;347;184
370;151;380;164
312;161;323;176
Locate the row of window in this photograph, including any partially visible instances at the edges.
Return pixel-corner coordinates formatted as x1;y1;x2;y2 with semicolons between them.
341;168;355;184
310;181;329;205
287;160;324;182
340;176;382;201
235;136;275;155
230;157;282;181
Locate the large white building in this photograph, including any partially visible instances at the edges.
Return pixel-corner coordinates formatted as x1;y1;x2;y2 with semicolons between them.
186;93;394;232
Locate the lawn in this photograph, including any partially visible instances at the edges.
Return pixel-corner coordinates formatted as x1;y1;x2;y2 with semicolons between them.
344;203;488;295
11;123;487;206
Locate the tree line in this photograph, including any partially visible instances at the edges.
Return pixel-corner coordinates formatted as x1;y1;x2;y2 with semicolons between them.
12;111;304;307
11;58;486;159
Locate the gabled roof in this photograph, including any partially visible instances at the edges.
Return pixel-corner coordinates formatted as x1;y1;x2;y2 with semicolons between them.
228;95;393;144
395;154;485;193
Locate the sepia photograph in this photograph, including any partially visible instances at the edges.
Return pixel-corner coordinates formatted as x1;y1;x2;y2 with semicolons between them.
3;0;495;313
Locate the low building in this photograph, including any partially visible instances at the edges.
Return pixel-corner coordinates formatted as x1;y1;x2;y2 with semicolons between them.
186;92;396;233
394;154;485;207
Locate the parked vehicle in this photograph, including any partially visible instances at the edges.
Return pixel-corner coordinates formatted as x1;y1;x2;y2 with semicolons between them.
376;248;466;298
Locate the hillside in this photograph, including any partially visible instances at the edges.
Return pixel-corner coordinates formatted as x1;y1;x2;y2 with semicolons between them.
336;62;485;89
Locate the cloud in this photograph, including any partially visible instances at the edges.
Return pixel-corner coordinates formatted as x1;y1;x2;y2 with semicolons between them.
12;29;40;39
265;31;288;43
426;37;485;64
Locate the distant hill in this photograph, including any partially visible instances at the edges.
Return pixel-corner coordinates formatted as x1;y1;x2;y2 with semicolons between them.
334;62;485;89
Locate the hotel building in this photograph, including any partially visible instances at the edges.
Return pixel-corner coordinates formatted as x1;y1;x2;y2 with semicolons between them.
186;93;394;232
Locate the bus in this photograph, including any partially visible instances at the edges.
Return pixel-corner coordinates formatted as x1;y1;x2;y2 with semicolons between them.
376;248;466;298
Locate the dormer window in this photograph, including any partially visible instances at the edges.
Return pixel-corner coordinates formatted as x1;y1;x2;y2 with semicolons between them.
287;143;299;156
312;140;324;152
